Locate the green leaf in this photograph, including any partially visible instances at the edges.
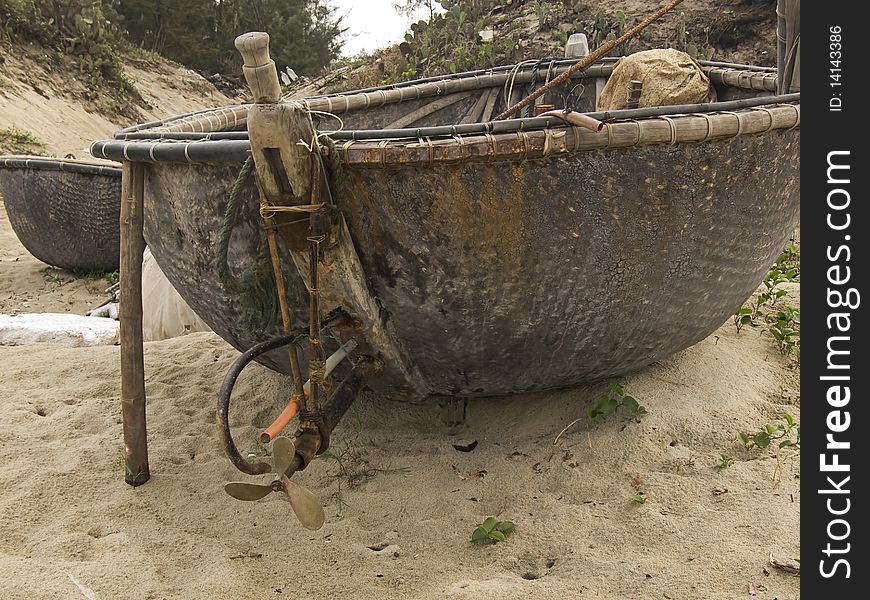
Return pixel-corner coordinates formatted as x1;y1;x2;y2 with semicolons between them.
599;396;618;416
737;432;750;447
621;396;639;413
481;517;498;532
630;494;646;504
778;440;793;449
471;527;488;543
608;380;625;396
753;432;770;449
495;521;516;535
488;530;506;542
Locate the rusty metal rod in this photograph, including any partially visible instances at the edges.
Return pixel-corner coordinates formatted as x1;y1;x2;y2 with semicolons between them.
257;181;307;398
285;370;364;475
265;219;306;391
537;110;604;131
306;208;325;418
258;338;358;444
303;153;327;419
494;0;685;120
119;161;150;487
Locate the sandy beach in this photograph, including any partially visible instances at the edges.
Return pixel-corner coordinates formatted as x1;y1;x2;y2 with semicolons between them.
1;194;801;597
1;28;800;599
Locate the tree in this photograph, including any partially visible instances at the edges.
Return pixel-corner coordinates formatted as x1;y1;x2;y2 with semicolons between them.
393;0;440;23
114;0;345;75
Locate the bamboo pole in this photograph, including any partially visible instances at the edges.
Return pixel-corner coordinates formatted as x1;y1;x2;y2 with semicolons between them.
780;0;800;93
460;89;494;124
776;0;786;94
494;0;685;120
385;92;473;129
108;62;775;142
120;161;150;486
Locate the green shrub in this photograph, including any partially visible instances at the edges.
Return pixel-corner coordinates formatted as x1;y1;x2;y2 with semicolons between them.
1;0;132;92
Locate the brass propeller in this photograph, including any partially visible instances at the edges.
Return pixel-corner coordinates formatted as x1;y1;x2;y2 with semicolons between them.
224;436;325;530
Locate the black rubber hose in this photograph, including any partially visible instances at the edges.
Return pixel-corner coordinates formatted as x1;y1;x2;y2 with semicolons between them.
217;312;348;475
217;330;307;475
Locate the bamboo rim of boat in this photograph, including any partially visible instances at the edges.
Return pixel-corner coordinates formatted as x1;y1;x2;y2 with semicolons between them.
1;155;122;176
91;60;798;167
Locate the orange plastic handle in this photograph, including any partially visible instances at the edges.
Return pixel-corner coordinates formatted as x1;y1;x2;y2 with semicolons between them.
258;394;301;444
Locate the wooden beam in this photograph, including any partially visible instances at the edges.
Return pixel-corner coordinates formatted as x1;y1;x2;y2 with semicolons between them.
385;92;473;129
480;87;500;123
460;89;494;124
120;161;149;486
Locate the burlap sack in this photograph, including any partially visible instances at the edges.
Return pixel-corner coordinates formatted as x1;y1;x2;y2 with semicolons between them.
597;48;716;111
142;247;211;342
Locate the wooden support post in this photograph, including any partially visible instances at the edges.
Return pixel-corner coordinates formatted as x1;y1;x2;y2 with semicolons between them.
120;161;149;486
236;31;312;398
235;32;319;251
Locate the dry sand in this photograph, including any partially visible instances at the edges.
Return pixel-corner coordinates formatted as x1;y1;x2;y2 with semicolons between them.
0;43;799;600
0;303;801;600
1;189;802;598
0;50;229;158
0;201;115;315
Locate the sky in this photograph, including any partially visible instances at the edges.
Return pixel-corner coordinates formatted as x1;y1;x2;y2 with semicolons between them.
330;0;441;57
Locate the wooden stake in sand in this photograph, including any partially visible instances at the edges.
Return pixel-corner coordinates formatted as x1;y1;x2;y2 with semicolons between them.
119;161;150;486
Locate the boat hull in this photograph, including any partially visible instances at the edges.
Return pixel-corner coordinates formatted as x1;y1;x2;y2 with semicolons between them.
142;130;799;398
91;58;799;400
0;157;121;272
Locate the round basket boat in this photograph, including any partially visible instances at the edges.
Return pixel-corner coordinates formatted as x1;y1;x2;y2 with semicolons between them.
91;57;800;401
0;156;122;272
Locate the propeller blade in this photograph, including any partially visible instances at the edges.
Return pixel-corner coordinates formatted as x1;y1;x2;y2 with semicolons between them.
224;482;274;501
272;436;296;476
281;475;325;531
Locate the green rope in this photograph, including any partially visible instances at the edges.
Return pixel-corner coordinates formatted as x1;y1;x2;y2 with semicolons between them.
213;156;280;335
316;134;347;212
210;126;346;337
215;156;254;290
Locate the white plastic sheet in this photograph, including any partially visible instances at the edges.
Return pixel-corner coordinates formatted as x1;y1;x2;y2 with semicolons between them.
0;313;120;346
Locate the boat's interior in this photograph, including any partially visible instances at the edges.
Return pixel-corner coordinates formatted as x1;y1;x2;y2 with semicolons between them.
116;57;784;142
301;58;778;133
